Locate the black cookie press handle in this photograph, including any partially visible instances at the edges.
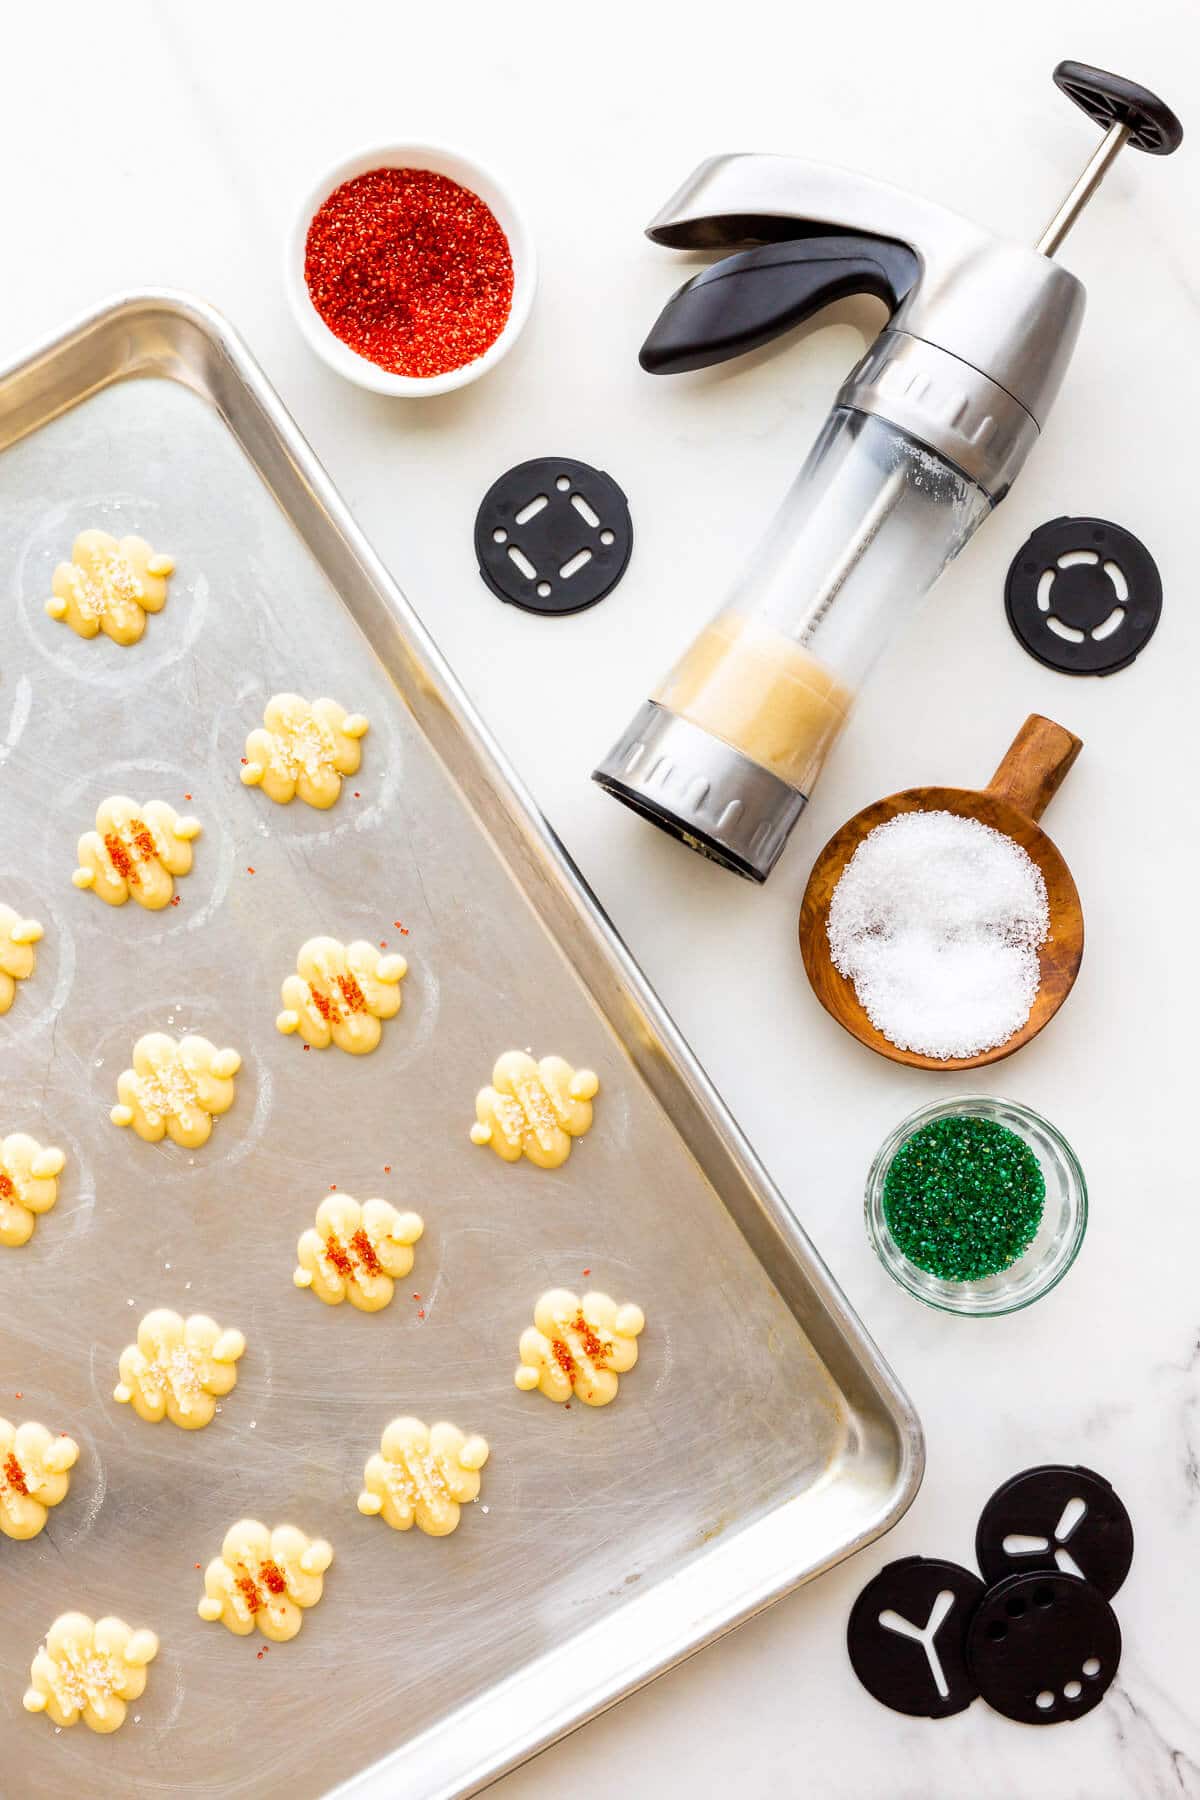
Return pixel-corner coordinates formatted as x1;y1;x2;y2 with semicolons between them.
639;234;919;375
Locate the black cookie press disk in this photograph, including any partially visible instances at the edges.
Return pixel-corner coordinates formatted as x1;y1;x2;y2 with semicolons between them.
966;1571;1121;1725
1005;516;1161;674
847;1557;985;1718
475;457;632;616
975;1464;1134;1601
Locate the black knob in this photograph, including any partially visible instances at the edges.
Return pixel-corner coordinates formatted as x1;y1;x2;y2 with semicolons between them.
1053;60;1183;154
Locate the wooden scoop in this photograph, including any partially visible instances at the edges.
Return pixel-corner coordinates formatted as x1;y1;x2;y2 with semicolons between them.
798;715;1084;1070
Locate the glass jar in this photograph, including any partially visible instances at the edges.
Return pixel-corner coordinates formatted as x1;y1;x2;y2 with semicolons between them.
865;1095;1087;1316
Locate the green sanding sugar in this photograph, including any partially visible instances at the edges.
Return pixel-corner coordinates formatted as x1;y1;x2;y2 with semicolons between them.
882;1115;1045;1282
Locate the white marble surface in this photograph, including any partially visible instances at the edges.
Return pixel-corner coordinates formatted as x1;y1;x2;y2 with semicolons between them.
5;2;1199;1794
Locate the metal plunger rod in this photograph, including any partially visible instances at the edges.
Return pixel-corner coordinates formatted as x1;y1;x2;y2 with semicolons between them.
795;466;907;644
1037;120;1130;256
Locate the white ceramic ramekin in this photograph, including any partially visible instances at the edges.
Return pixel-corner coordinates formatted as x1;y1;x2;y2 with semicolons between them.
286;142;535;397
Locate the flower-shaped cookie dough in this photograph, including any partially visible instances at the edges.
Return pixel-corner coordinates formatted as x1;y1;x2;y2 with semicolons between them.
24;1612;158;1733
470;1052;599;1169
73;796;201;909
0;1419;79;1540
0;1133;66;1248
111;1032;241;1148
241;693;368;809
294;1194;423;1312
113;1309;245;1430
358;1417;488;1538
515;1288;645;1406
0;904;42;1016
198;1519;332;1642
45;529;173;646
277;936;407;1054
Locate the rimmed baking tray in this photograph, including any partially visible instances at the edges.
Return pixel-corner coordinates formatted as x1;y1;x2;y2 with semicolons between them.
0;294;922;1799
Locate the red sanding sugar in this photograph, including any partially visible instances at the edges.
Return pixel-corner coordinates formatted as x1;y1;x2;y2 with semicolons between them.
304;167;514;378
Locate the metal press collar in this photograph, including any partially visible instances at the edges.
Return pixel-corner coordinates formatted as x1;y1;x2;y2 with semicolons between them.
593;702;807;883
838;332;1041;501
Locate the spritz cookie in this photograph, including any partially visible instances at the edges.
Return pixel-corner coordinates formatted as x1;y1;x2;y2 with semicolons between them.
277;936;407;1054
73;796;201;909
0;1133;65;1248
470;1052;598;1169
358;1418;488;1538
111;1033;241;1147
24;1612;158;1733
241;693;368;809
198;1520;332;1642
114;1309;245;1429
0;904;42;1015
515;1288;645;1406
45;529;173;645
0;1419;79;1540
294;1194;423;1312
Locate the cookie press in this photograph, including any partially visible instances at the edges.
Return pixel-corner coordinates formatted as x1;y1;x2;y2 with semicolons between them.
594;62;1182;881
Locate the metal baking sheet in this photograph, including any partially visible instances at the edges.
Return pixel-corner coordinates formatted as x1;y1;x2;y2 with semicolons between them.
0;295;922;1800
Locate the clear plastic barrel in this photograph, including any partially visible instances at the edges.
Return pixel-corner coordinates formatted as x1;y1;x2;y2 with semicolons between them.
653;408;991;796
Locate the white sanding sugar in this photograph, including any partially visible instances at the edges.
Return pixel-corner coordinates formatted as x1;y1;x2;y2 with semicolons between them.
826;810;1049;1060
